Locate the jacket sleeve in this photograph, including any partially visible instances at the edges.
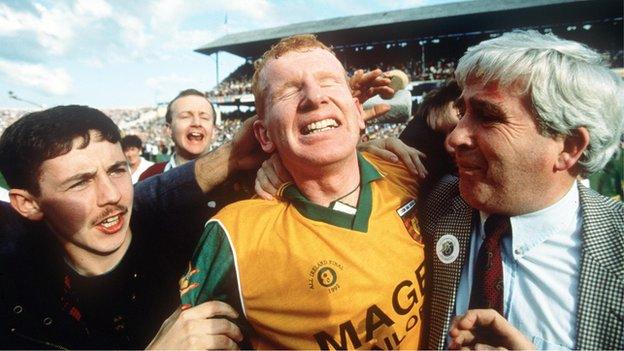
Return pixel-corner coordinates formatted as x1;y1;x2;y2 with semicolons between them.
132;161;206;221
131;161;253;245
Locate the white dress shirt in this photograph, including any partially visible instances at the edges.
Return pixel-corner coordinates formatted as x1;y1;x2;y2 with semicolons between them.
454;182;583;350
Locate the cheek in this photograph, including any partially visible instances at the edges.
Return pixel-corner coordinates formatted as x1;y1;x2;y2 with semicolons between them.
480;134;546;179
204;124;215;138
173;120;191;133
42;197;91;235
201;119;213;128
266;108;292;136
477;128;511;157
173;126;186;139
117;179;134;205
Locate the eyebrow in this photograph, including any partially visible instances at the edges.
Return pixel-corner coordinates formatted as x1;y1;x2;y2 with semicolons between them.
178;110;211;115
468;97;507;118
315;71;343;81
270;70;345;100
60;170;96;188
60;160;127;188
107;160;129;173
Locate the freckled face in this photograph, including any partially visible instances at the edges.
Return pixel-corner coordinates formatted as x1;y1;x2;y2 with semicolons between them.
256;48;365;170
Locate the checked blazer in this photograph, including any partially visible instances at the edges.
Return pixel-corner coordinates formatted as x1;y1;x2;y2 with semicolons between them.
420;175;624;350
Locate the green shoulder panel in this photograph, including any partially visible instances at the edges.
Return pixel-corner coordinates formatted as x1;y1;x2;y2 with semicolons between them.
180;220;244;313
0;172;8;189
179;220;254;348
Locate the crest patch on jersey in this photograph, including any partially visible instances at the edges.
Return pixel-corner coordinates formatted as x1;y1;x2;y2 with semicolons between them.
308;259;343;293
397;199;422;243
179;262;200;297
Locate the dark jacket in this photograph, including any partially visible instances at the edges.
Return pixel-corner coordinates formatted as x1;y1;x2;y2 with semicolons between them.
0;162;216;349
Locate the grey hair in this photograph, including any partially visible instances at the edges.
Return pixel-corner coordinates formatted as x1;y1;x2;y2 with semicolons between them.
455;30;624;176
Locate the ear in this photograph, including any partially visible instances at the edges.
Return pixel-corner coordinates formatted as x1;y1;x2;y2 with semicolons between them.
9;189;44;221
253;119;276;153
353;98;366;131
555;127;590;173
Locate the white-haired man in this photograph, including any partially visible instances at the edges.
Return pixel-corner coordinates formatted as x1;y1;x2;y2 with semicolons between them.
421;30;623;350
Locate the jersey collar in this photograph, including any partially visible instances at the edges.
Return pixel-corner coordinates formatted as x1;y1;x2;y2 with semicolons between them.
279;152;382;232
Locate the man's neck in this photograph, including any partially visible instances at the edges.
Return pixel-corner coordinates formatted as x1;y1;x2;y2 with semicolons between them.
174;152;192;167
61;230;133;277
291;154;361;207
488;175;577;217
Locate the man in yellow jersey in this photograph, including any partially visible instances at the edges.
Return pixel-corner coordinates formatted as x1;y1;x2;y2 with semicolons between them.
180;34;425;349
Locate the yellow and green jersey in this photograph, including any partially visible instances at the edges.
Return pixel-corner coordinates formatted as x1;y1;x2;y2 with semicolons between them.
180;152;425;350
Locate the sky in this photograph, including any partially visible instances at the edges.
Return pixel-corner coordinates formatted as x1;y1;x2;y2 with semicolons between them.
0;0;463;109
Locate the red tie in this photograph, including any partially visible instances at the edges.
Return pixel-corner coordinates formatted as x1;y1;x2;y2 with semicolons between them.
469;214;511;316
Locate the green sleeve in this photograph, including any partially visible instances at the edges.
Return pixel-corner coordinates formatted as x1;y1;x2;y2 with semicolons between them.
0;172;8;189
180;220;241;310
179;221;254;347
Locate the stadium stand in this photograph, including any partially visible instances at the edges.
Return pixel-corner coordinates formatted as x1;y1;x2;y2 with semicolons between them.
197;0;622;108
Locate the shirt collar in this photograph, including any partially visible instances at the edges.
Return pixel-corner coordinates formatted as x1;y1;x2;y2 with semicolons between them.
278;152;382;232
164;153;178;171
479;181;580;257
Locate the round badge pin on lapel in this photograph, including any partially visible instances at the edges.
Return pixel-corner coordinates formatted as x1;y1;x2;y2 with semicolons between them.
436;234;459;264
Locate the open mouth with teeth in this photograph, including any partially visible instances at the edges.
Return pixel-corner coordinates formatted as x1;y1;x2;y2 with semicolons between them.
96;213;125;235
301;118;340;135
187;131;205;142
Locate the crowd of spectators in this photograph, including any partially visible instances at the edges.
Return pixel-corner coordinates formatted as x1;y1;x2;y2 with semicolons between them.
0;109;28;135
201;47;622;100
206;62;254;98
200;19;624;99
2;21;621;161
364;122;407;140
205;57;456;99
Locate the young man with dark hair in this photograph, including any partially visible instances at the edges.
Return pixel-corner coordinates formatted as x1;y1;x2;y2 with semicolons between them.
0;105;263;349
140;89;215;180
121;134;154;183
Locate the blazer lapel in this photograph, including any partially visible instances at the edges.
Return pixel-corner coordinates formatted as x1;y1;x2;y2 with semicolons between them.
426;194;475;350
